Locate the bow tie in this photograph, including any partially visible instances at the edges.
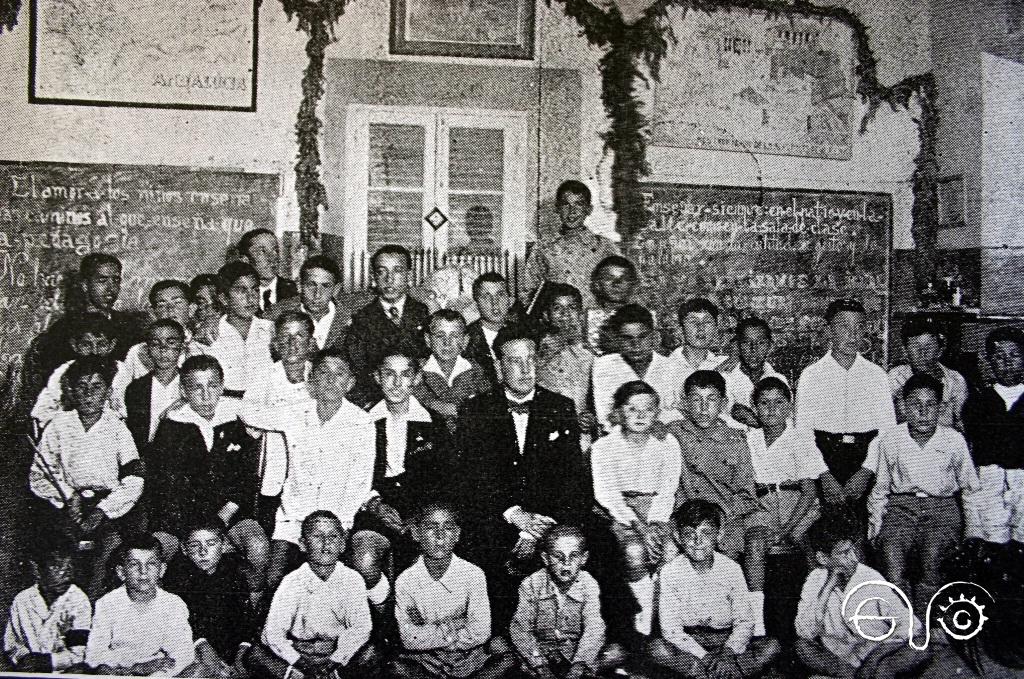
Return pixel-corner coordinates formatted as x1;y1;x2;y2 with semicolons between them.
508;400;532;415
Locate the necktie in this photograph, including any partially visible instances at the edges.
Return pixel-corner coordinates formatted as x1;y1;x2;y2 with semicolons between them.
388;306;401;326
262;289;272;312
508;400;531;415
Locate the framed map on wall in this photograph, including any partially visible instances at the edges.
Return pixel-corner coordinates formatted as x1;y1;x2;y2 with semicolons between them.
651;8;856;160
29;0;258;111
390;0;535;59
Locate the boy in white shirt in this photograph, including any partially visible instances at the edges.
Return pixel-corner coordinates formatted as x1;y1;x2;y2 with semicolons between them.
645;500;780;678
86;533;196;676
867;372;981;612
669;298;728;396
716;317;788;429
123;279;207;380
4;533;91;673
887;317;968;430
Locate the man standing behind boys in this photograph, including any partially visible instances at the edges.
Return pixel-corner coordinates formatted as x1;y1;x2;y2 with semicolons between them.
344;245;430;408
238;228;297;314
796;299;895;515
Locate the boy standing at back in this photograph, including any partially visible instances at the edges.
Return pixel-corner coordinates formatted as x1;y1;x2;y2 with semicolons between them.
465;272;513;387
415;309;491;432
716;317;788;429
670;299;728;400
888;317;968;430
585;255;640;355
123;280;206;380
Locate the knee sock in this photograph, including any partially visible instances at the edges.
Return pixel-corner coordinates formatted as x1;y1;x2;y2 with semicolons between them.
750;590;765;637
629;575;655;636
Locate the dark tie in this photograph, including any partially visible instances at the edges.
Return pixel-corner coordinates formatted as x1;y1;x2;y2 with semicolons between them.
508;400;531;415
262;289;272;312
388;306;401;326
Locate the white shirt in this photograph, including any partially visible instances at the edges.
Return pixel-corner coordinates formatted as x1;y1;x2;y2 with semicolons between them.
395;556;491;653
746;423;827;485
994;383;1024;410
888;364;968;430
669;348;727;399
591;352;681;428
4;584;92;670
380;295;408;322
591;429;681;524
306;301;337;350
658;553;753;659
795;353;896;434
147;375;180;443
30;409;143;520
164;401;236;452
124;336;207;381
241;361;312;496
207;316;274;393
243;398;376;544
722;361;787;411
795;564;913;668
369;397;433;478
506;389;534;455
262;563;371;667
260;277;280;311
86;587;195;672
422;355;475;388
866;423;981;539
32;359;132;427
482;325;499;365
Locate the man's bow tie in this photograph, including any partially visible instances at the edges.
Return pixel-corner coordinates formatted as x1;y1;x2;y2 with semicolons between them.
508;400;532;415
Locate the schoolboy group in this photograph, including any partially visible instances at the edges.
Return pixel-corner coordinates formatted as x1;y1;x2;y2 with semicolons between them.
5;181;1023;679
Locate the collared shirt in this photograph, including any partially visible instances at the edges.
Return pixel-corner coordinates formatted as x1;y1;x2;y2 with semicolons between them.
369;397;433;478
523;229;621;308
669;348;727;407
537;339;594;415
262;563;371;668
669;418;758;519
592;352;681;428
85;587;195;672
147;374;180;443
506;389;535;455
888;363;968;430
746;423;827;485
509;568;605;670
795;352;896;434
260;277;280;311
207;316;274;393
422;355;475;389
124;335;207;381
32;359;132;427
4;584;92;670
306;301;337;350
380;295;408;323
591;429;681;524
795;564;913;668
866;423;981;538
243;398;375;544
481;325;499;366
164;401;236;452
722;361;787;411
658;553;753;658
395;556;491;662
241;361;312;496
994;383;1024;411
30;409;143;520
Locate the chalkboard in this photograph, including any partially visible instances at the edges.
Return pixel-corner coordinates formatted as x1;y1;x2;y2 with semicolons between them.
626;183;891;383
0;161;280;371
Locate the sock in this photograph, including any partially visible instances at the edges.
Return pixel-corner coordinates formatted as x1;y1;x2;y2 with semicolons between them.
367;574;390;605
629;575;655;636
750;590;765;637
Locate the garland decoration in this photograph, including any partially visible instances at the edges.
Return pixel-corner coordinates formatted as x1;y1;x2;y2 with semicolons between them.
554;0;938;284
1;0;20;34
280;0;351;246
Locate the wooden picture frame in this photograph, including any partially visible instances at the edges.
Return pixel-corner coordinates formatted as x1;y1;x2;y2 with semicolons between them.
390;0;535;60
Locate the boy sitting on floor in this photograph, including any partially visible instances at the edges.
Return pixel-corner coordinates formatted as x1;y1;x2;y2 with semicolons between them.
85;533;196;676
4;533;91;673
391;502;514;679
645;500;780;679
244;510;376;679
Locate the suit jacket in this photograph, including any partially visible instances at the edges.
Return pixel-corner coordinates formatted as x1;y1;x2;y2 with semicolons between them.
267;296;348;352
963;386;1024;469
124;374;154;452
370;406;454;516
343;297;430;407
456;387;590;557
276;277;298;303
465;320;500;387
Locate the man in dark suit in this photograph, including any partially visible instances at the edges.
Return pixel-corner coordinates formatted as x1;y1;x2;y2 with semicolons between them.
343;245;429;408
124;319;187;452
464;272;513;387
456;325;591;629
237;228;298;315
267;255;348;353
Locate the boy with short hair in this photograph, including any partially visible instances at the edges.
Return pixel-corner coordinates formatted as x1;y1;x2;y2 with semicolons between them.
717;317;788;429
344;245;430;407
415;309;491;431
246;511;374;679
4;533;91;673
670;298;728;395
86;533;196;676
586;255;639;355
646;500;780;679
537;283;595;428
868;373;981;611
163;522;253;675
31;313;132;428
190;273;224;327
123;280;206;380
510;525;618;679
124;319;187;451
268;255;347;352
238;228;297;314
392;502;514;679
888;317;968;430
962;326;1024;544
465;272;512;386
794;512;921;679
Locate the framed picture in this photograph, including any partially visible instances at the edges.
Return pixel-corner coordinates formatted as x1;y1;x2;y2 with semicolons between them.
29;0;258;111
390;0;535;60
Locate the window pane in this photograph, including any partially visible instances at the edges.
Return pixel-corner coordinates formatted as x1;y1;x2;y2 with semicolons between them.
368;190;423;251
449;127;503;192
447;194;502;254
369;124;425;188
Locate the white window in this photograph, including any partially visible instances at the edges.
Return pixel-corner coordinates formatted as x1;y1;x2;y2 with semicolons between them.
344;104;529;258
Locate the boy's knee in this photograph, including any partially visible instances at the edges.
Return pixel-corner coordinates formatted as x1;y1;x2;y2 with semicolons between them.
758;636;781;660
348;531;391;583
643;636;676;663
487;636;511;655
621;539;649;576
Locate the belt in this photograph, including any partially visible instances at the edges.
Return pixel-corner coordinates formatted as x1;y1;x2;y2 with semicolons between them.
222;389;245;399
892;492;953;499
814;430;877;445
757;482;801;497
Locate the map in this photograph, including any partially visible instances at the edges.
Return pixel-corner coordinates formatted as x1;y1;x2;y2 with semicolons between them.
651;9;856;160
30;0;257;110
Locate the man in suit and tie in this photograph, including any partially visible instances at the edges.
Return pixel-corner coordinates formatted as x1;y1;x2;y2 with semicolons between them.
237;228;298;315
343;245;430;409
456;325;591;630
267;255;348;352
465;272;513;387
